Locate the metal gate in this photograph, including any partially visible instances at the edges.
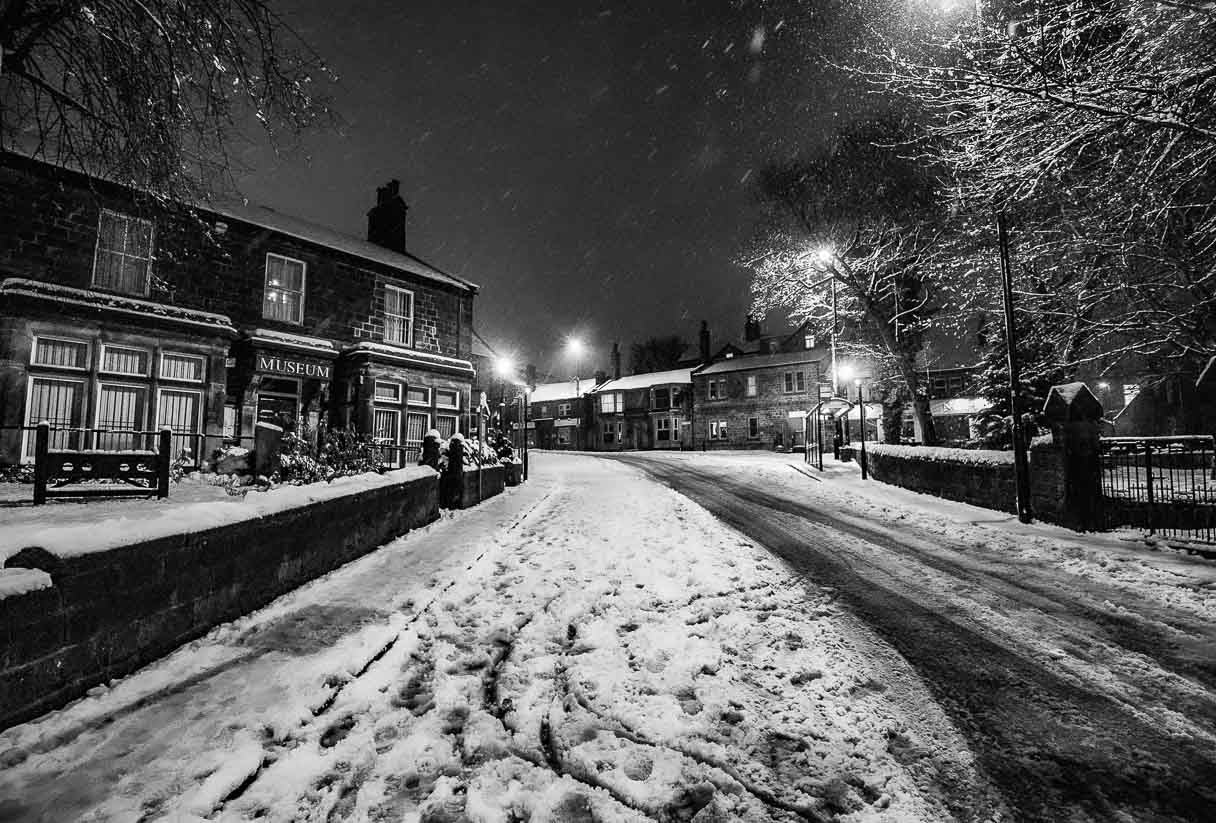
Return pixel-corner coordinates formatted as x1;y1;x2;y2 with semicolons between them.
1100;436;1216;544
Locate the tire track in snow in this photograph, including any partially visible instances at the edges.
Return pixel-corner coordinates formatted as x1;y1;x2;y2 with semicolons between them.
615;453;1216;822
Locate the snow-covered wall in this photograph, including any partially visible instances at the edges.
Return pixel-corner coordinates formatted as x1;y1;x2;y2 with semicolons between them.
0;469;439;731
864;443;1069;522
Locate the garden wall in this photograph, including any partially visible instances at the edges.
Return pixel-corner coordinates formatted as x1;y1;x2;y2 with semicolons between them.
864;443;1068;523
0;468;439;731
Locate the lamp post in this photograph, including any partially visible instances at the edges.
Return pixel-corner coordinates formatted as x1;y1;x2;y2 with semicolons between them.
838;364;855;457
854;377;868;480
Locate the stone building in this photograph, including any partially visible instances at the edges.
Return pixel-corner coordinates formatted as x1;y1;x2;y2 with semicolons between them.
588;367;695;451
526;378;596;450
0;152;479;468
692;319;827;450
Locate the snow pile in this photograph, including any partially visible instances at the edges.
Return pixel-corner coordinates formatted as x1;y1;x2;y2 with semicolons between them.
0;466;437;562
0;567;52;599
867;443;1014;467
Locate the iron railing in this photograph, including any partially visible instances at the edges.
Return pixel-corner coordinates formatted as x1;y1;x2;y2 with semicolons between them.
1100;435;1216;545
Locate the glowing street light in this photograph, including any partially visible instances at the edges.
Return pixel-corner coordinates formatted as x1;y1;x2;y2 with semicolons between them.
494;355;516;379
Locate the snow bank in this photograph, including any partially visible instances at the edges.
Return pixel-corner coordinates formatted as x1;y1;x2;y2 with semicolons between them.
0;567;52;599
0;466;437;561
867;442;1014;467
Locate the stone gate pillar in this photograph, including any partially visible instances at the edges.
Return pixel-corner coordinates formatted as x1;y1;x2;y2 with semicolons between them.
1038;383;1105;530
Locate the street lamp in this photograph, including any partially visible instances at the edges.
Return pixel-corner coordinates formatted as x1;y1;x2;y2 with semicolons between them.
854;377;868;480
566;337;584;395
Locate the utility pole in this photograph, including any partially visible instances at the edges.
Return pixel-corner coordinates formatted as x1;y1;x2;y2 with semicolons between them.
998;213;1032;523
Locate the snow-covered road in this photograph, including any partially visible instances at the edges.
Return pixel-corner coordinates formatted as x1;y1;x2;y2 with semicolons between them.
611;450;1216;822
0;453;992;823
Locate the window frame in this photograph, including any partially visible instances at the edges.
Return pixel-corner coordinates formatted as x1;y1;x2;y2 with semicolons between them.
22;374;87;461
656;416;672;441
93;380;151;450
262;252;307;325
435;387;461;410
31;335;90;371
748;416;759;438
383;284;415;347
159;351;207;383
407;386;432;406
435;413;459;438
99;343;152;378
745;375;757;397
374;380;404;404
557;401;572;417
91;209;154;297
157;386;204;465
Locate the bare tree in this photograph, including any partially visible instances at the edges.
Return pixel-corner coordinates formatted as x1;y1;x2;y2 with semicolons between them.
747;116;951;444
847;0;1216;381
0;0;336;199
629;336;687;375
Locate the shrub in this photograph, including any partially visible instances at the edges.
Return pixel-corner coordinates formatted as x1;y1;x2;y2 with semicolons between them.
274;427;386;485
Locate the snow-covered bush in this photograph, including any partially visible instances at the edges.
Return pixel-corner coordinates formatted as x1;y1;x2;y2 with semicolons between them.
0;464;34;484
274;428;385;486
867;442;1014;467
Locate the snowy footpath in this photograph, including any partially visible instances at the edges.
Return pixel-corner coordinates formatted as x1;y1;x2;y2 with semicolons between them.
0;453;989;822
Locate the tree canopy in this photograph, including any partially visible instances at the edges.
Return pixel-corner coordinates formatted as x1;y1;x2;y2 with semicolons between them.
0;0;336;198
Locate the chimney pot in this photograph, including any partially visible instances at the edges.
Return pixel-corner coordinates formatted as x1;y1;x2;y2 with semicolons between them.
368;179;408;253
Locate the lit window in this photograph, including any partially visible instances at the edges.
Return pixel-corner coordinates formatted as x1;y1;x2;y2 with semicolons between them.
31;337;89;370
161;352;205;382
158;388;202;463
384;285;414;346
23;377;84;459
599;392;623;413
93;210;153;295
95;383;148;450
375;381;403;403
100;345;150;376
263;253;306;324
436;414;459;438
746;376;757;397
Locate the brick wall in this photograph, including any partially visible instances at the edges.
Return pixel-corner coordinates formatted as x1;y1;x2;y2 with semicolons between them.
0;154;471;360
0;471;439;731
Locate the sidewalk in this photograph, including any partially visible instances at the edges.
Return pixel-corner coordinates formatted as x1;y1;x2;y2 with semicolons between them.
0;453;981;823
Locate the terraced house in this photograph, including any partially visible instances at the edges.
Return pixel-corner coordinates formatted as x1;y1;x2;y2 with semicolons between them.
0;153;479;468
692;318;828;450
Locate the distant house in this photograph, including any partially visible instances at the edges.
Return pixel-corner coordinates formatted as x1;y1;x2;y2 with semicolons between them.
588;368;694;451
692;318;827;450
526;378;598;450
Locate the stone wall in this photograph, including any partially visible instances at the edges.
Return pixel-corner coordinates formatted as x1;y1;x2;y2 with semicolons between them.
864;446;1018;515
864;443;1071;525
0;471;439;731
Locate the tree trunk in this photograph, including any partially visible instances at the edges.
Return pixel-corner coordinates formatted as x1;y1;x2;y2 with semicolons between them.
857;290;939;446
881;400;904;444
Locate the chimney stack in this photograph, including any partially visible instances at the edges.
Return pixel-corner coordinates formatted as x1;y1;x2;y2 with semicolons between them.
367;179;408;254
699;320;711;364
594;369;607;386
744;314;762;342
611;342;621;380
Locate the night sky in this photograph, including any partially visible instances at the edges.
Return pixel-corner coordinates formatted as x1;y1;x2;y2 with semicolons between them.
237;0;877;379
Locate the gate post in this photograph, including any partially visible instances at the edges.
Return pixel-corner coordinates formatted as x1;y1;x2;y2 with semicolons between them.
33;421;50;506
1041;383;1105;530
